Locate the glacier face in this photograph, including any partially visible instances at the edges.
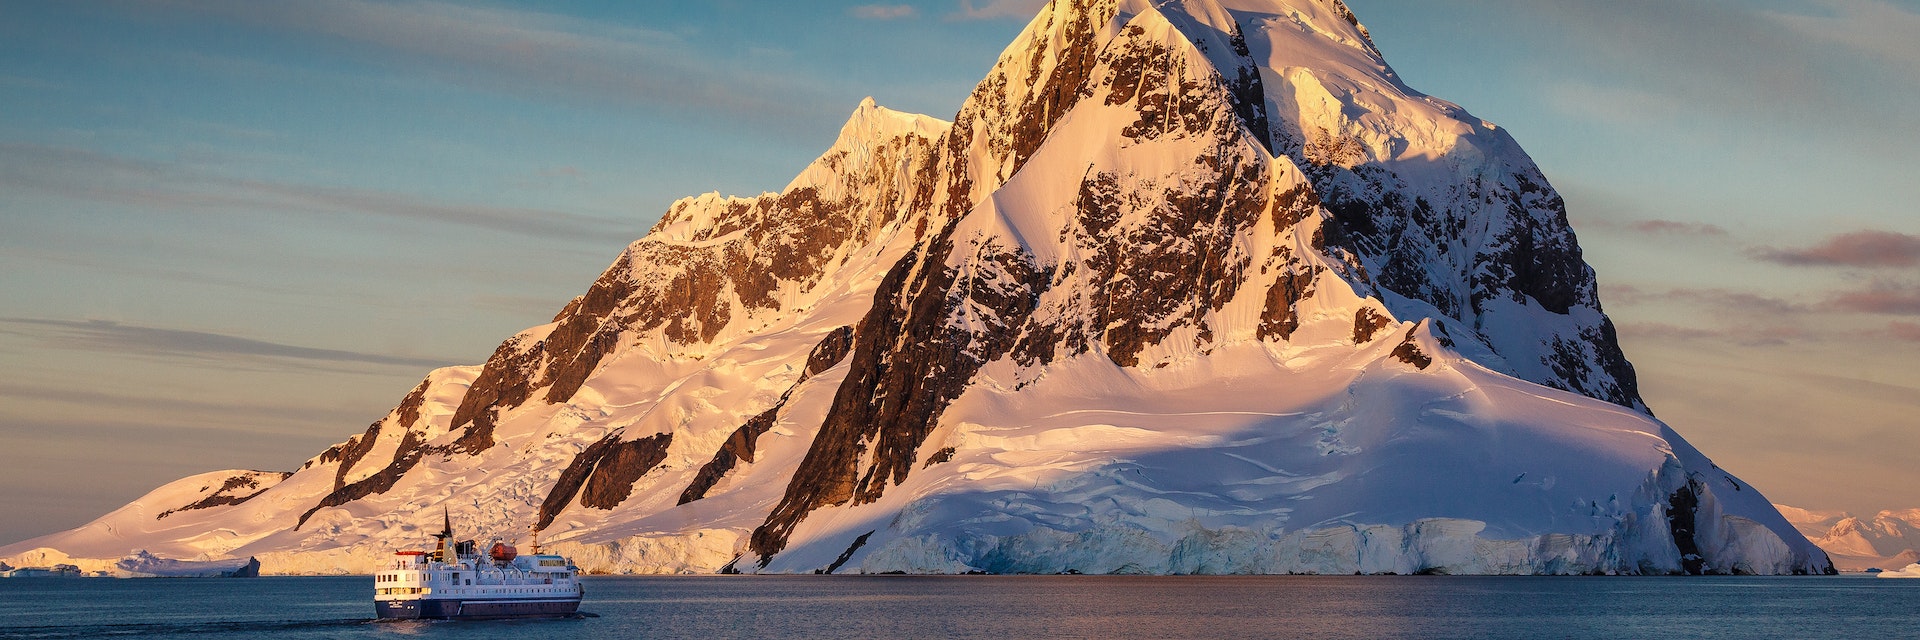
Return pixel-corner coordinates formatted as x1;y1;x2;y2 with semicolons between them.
3;0;1829;576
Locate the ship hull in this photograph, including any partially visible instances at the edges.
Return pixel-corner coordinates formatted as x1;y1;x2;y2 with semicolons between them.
375;596;581;620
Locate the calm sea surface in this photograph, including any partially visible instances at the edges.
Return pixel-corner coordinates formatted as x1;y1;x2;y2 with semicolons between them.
1;575;1914;639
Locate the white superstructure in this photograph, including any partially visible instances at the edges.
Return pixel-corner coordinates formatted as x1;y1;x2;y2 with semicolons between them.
374;516;581;620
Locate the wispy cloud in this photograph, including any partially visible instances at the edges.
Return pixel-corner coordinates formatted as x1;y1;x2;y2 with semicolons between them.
1495;0;1918;157
1616;322;1721;341
1832;282;1920;316
1543;81;1686;128
1888;321;1920;342
950;0;1047;20
1563;192;1732;240
1604;284;1808;316
1769;0;1920;69
1616;321;1810;347
130;0;838;123
0;383;374;427
0;317;454;369
1626;219;1729;238
851;4;918;20
1753;230;1920;268
0;142;631;241
1609;280;1920;320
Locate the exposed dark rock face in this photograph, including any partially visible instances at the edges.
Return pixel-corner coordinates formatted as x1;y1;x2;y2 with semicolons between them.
1326;0;1376;47
157;472;291;520
1543;319;1647;416
325;422;382;492
393;378;430;433
1296;154;1643;410
1015;161;1266;367
677;409;777;506
923;447;957;469
297;431;428;529
580;434;673;510
750;221;1048;563
439;111;944;458
319;377;431;488
749;3;1413;564
822;530;876;575
531;431;675;529
930;0;1117;222
803;326;857;380
1389;325;1433;370
1258;253;1318;343
1012;15;1282;368
448;336;545;454
1005;0;1113;173
1352;307;1393;344
743;2;1181;563
1105;25;1221;142
679;327;855;506
535;434;622;532
289;96;944;527
1667;479;1706;575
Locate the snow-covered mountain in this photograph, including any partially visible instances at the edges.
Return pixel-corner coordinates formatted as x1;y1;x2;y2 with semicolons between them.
4;0;1829;575
1777;505;1920;572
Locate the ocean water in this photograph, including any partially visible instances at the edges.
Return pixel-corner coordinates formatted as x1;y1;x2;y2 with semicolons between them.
1;575;1913;639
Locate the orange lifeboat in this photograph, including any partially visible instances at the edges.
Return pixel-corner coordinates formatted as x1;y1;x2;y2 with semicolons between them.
489;543;517;562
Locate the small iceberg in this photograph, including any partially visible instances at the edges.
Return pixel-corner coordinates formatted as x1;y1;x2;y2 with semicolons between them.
1876;563;1920;578
115;551;260;578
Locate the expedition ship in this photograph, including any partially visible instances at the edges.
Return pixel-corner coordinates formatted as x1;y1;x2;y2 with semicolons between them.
374;514;583;620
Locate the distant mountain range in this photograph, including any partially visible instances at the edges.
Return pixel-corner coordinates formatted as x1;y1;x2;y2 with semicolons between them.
3;0;1829;575
1777;505;1920;572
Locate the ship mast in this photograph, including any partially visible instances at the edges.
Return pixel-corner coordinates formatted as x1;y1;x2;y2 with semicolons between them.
432;508;453;562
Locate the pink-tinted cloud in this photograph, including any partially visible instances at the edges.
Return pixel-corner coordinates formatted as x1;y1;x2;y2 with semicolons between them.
1754;230;1920;268
133;0;837;123
1628;219;1729;237
1617;322;1720;341
0;142;629;242
1569;212;1730;239
1616;321;1809;346
1888;322;1920;342
1602;285;1807;316
950;0;1047;20
0;317;453;368
1833;284;1920;315
851;4;917;20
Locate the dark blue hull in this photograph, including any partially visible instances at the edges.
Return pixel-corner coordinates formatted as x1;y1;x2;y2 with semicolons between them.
376;597;581;620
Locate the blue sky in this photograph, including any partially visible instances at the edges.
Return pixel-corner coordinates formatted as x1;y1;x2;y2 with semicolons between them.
2;0;1917;546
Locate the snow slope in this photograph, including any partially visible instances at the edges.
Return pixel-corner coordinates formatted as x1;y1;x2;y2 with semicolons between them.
4;0;1827;576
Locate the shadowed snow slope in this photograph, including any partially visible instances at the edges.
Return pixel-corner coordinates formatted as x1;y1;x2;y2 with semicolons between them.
4;0;1827;576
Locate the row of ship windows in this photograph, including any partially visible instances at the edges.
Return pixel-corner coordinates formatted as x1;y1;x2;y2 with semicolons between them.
376;573;573;584
377;587;429;595
376;587;572;596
